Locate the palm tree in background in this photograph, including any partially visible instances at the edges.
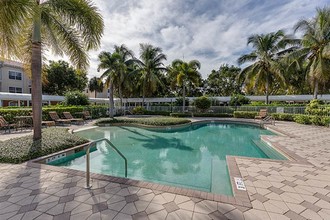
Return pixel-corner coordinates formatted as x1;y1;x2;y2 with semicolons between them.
237;30;299;104
135;44;167;105
113;44;134;108
88;76;104;98
0;0;104;140
98;52;120;118
168;59;201;112
293;7;330;99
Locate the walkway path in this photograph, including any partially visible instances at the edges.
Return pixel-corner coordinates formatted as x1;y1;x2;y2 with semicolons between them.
0;120;330;219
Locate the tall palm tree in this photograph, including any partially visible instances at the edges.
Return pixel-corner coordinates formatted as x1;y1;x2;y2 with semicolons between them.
293;7;330;99
113;44;134;108
98;52;120;118
135;44;167;105
88;76;104;98
237;30;298;104
168;59;201;112
0;0;104;140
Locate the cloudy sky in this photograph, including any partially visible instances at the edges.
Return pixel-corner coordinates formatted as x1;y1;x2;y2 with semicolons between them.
51;0;328;79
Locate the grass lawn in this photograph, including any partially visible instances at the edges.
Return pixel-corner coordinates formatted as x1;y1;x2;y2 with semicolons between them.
0;128;88;164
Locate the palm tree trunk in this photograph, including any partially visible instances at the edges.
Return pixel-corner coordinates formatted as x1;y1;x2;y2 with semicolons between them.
109;83;114;118
182;84;186;112
119;86;123;110
265;77;269;104
313;80;319;99
31;4;42;141
142;78;146;106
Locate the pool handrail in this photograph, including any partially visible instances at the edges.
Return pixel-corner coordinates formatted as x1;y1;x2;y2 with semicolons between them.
85;138;128;188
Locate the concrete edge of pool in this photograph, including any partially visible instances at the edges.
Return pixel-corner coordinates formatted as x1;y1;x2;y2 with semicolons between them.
26;119;310;209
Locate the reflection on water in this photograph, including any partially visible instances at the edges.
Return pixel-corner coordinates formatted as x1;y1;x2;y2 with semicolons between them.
56;122;274;195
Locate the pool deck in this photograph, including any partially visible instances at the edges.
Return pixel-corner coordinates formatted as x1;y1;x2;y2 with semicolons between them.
1;119;330;219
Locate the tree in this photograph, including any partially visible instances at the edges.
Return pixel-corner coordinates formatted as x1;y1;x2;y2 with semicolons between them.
168;59;201;112
293;7;330;99
43;60;88;95
135;44;167;105
206;64;242;96
237;30;298;104
88;76;104;98
0;0;104;140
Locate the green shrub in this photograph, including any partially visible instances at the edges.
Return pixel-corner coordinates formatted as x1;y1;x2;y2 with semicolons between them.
144;111;171;116
175;98;189;106
271;113;295;121
96;117;191;126
194;96;211;112
193;113;233;117
170;113;192;117
64;91;89;106
229;94;250;106
233;111;258;118
0;128;88;163
132;106;147;115
294;115;312;125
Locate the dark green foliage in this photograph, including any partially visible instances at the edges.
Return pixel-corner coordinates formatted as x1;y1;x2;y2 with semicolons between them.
271;113;295;121
174;98;189;106
170;113;192;117
96;117;191;126
233;111;258;118
132;106;147;115
170;113;232;117
294;115;312;124
0;128;88;163
246;101;307;107
206;64;242;96
64;91;90;106
229;94;250;106
305;99;330;116
194;96;211;112
43;60;88;95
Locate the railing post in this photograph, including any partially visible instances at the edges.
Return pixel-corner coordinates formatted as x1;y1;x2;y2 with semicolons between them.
85;144;92;189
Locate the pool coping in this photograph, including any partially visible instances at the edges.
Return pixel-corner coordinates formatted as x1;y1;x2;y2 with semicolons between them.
26;118;308;208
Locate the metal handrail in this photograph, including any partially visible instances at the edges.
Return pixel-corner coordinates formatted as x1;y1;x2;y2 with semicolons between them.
85;138;128;188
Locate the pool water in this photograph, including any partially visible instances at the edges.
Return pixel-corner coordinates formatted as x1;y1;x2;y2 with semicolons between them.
51;122;285;195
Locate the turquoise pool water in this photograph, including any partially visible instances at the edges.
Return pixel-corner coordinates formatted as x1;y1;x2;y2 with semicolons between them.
51;122;285;195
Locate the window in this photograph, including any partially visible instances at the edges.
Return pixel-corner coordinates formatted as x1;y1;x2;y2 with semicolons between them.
9;87;22;93
9;71;22;80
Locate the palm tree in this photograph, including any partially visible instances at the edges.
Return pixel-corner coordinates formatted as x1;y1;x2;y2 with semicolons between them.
293;7;330;99
0;0;104;140
168;59;201;112
98;51;120;118
113;44;134;108
88;76;104;98
135;44;167;105
237;30;298;104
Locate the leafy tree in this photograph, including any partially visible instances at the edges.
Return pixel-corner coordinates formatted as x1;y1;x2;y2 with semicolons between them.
237;30;299;104
229;94;250;106
134;44;167;105
88;76;104;98
43;60;88;95
194;96;211;112
64;91;89;106
206;64;242;96
0;0;104;140
292;7;330;99
168;59;201;112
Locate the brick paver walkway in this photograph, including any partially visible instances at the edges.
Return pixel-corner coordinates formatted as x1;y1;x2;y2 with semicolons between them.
0;120;330;219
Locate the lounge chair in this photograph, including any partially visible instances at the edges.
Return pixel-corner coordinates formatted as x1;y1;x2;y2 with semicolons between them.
49;112;71;125
63;112;84;125
255;109;268;120
82;111;92;120
0;116;18;133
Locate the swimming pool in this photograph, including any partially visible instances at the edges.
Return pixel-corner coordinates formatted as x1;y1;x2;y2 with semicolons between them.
50;122;286;195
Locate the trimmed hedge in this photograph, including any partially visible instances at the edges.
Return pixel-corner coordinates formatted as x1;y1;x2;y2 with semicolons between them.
0;128;88;163
96;117;191;126
271;113;295;121
233;111;258;118
0;105;109;123
170;113;232;117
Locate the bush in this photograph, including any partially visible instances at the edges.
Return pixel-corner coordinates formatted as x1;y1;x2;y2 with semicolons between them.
170;113;192;117
294;115;312;125
0;128;88;163
294;114;330;126
233;111;258;118
305;99;330;116
96;117;191;126
271;113;295;121
194;96;211;112
229;94;250;106
132;106;147;115
64;91;89;106
170;112;232;117
175;98;189;106
144;111;171;116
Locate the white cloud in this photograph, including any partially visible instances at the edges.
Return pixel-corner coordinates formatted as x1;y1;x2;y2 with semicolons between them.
47;0;329;79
